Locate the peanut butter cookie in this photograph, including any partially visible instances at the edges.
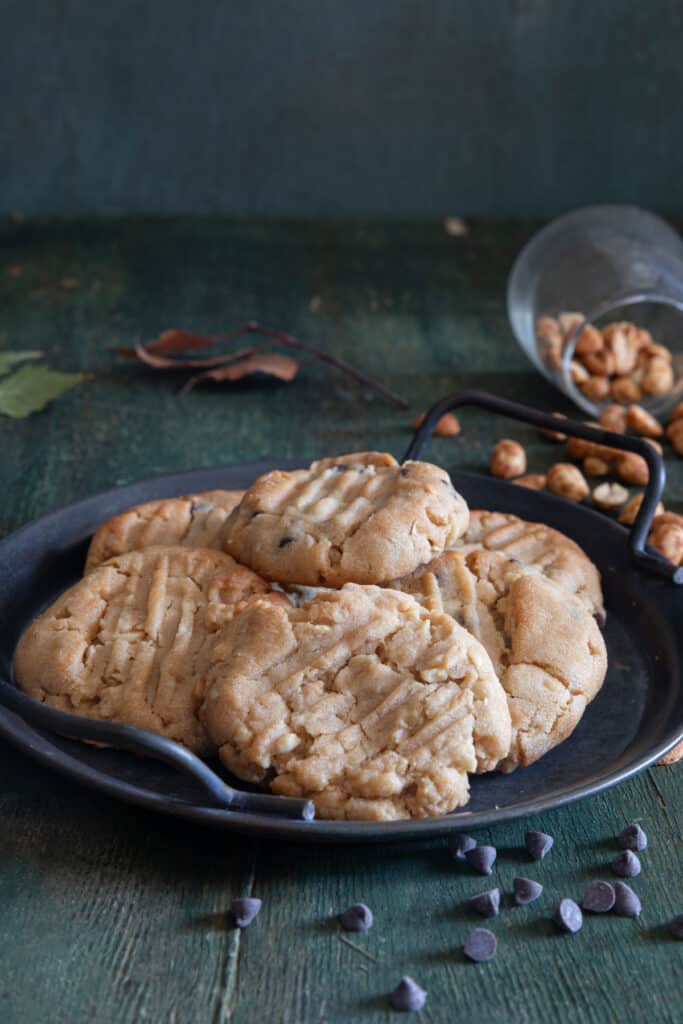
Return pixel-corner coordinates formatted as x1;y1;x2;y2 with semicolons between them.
15;545;271;754
85;490;245;572
393;549;607;771
201;584;510;820
223;453;469;586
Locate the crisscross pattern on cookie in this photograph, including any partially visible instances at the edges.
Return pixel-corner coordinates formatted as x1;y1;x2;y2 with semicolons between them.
224;452;469;586
84;490;245;572
392;548;607;771
202;584;510;820
15;545;269;754
457;510;604;620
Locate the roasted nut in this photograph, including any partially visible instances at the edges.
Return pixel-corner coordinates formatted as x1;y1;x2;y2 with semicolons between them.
412;411;461;437
512;473;547;490
650;523;683;566
566;424;619;462
626;404;663;438
570;359;590;384
547;463;589;501
598;404;628;433
652;511;683;530
642;356;674;396
558;312;584;341
583;456;610;476
580;375;610;400
644;437;663;455
593;482;629;512
615;452;649;485
536;317;563;345
490;439;527;479
575;324;603;356
611;376;642;404
618;493;664;526
666;419;683;456
606;327;638;376
540;412;568;442
582;350;616;377
668;401;683;424
642;342;672;362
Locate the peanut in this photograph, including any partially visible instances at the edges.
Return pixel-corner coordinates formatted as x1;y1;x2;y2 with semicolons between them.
611;376;642;404
642;356;674;396
490;439;527;479
583;456;610;476
650;523;683;566
668;401;683;424
593;481;629;512
652;511;683;530
580;375;610;401
617;493;664;526
570;359;590;384
666;419;683;456
558;312;584;341
615;452;649;486
547;462;589;501
642;342;672;362
607;327;637;376
598;404;627;433
540;412;568;443
575;324;603;356
412;411;461;437
582;350;616;377
626;404;663;438
512;473;547;490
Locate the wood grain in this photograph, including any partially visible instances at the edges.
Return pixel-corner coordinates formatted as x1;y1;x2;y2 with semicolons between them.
0;218;681;1023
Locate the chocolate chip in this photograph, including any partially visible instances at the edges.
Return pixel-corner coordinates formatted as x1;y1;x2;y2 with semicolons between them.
554;898;583;933
513;877;543;906
525;830;554;861
464;927;497;962
388;976;427;1012
230;897;262;928
465;845;497;875
582;880;615;914
613;882;641;917
618;823;647;852
612;850;641;878
469;888;500;917
449;833;476;861
669;914;683;939
339;903;373;932
278;536;294;548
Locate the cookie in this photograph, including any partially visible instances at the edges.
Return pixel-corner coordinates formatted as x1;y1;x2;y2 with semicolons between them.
14;545;271;755
456;510;605;621
84;490;245;572
392;548;607;771
201;584;511;820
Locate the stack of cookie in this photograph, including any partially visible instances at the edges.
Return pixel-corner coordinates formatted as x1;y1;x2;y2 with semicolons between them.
14;453;607;821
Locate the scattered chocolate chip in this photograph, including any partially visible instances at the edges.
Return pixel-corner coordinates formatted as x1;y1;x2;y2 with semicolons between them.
389;976;427;1012
469;888;500;917
339;903;373;932
612;850;641;878
613;882;641;918
554;898;583;933
669;914;683;939
278;536;294;548
618;823;647;852
513;877;543;906
230;897;262;928
464;927;497;962
449;833;477;861
582;880;616;914
525;830;554;861
465;845;497;875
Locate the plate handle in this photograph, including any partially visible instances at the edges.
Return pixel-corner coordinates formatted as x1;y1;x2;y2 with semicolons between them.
0;679;314;821
403;389;681;585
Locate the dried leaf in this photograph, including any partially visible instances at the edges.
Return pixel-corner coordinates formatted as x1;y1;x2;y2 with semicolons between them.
0;350;44;376
0;365;84;418
118;328;216;360
132;342;264;370
183;353;299;393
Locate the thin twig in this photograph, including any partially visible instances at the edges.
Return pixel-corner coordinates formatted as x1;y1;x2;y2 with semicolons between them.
337;934;379;963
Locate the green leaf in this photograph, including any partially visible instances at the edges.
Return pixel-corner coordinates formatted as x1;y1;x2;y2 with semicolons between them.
0;365;84;418
0;350;43;376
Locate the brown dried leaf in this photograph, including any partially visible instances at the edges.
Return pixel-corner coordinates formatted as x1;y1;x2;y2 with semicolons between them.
183;353;299;393
117;328;217;360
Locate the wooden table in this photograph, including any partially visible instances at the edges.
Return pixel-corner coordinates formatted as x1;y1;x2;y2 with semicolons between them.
1;218;681;1024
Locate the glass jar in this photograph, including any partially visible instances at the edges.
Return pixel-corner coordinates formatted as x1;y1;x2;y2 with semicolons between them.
507;205;683;417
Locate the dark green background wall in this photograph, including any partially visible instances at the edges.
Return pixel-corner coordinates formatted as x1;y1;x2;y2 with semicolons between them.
2;0;683;216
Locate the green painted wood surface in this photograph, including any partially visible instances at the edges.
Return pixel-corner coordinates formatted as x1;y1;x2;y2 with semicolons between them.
0;218;681;1024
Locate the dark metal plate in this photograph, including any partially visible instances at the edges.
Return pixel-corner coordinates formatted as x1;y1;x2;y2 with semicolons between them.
1;461;682;842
